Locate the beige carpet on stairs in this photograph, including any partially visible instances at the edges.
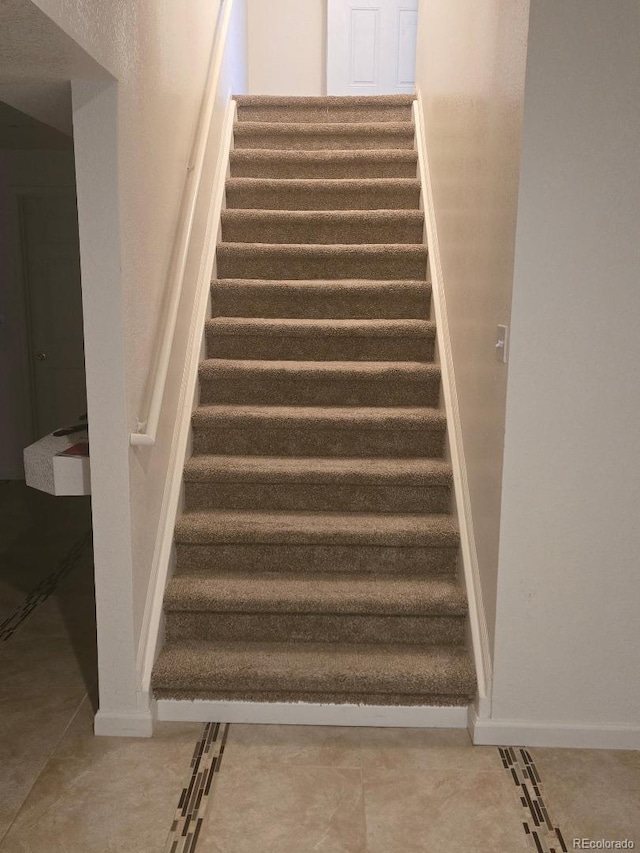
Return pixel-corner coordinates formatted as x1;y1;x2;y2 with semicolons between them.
151;94;476;707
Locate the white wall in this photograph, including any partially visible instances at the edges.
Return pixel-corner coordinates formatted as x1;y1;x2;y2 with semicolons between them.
414;0;530;662
492;0;640;733
0;150;76;479
0;0;247;729
248;0;325;95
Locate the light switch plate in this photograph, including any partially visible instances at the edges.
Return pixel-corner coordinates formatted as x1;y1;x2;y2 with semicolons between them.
496;325;509;363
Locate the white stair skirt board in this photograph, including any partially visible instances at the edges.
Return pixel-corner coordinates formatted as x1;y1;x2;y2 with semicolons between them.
94;709;154;738
413;97;492;714
157;700;470;728
470;708;640;751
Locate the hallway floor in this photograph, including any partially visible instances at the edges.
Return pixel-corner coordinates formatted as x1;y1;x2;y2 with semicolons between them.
1;482;638;852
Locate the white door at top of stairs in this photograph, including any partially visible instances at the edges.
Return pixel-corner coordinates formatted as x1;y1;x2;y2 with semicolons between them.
327;0;419;96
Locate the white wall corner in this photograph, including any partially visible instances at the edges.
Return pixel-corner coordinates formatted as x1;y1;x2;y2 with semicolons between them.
470;712;640;751
413;96;493;710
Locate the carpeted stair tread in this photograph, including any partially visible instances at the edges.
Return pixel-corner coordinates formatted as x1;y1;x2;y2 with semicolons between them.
234;95;415;106
183;454;452;512
221;209;424;244
233;122;416;151
205;317;435;361
229;149;419;179
192;404;446;432
225;178;421;210
198;358;440;406
234;95;415;122
175;509;459;547
206;317;435;338
190;404;448;459
199;358;438;378
183;455;451;485
151;640;476;700
164;572;467;615
210;279;431;319
216;243;428;281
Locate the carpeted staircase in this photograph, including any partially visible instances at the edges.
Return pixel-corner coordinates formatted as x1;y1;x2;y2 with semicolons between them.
152;95;476;708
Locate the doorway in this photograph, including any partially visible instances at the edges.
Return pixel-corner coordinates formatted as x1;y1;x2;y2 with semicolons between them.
19;191;87;439
327;0;419;96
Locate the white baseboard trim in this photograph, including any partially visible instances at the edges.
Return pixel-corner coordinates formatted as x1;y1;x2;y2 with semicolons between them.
413;97;492;708
94;709;153;738
470;708;640;750
157;700;470;728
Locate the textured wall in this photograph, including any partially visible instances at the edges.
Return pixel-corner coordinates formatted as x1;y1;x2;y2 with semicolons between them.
492;0;640;727
414;0;530;658
248;0;326;95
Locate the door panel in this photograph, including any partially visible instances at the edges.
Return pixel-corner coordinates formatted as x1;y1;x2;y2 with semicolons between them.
21;194;86;438
396;9;418;87
350;8;380;86
327;0;419;96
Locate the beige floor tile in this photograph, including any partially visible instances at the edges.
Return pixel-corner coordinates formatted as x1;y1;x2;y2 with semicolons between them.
0;687;86;841
0;685;86;763
224;723;363;769
8;594;96;641
364;769;531;853
0;581;27;621
534;745;640;791
358;726;503;781
0;700;202;853
0;537;93;606
199;764;366;853
530;749;640;845
0;633;97;693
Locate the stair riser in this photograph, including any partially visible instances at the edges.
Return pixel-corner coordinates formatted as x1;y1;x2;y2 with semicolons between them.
184;482;451;513
205;333;435;362
175;544;458;575
229;155;418;179
192;426;446;458
216;250;428;281
166;612;465;645
226;185;422;211
153;688;471;706
211;284;431;319
233;131;415;151
225;184;420;211
236;105;414;123
198;371;440;407
221;215;424;245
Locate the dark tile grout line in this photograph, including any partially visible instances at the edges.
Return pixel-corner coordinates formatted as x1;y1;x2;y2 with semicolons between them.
164;722;230;853
0;530;93;643
498;746;569;853
0;690;92;847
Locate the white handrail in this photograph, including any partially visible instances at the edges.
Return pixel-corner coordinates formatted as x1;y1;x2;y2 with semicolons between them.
130;0;235;447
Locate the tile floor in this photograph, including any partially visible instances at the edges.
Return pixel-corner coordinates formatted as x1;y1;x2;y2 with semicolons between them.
1;480;638;852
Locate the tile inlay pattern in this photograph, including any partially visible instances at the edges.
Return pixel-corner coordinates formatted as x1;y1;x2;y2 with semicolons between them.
165;722;230;853
499;746;568;853
0;531;92;642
